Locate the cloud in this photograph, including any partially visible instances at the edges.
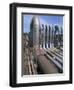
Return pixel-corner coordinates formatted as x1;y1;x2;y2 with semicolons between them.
39;18;49;25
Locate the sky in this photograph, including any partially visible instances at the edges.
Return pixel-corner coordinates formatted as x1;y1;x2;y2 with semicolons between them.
22;14;63;33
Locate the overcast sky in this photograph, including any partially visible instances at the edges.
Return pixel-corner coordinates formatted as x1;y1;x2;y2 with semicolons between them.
22;14;63;33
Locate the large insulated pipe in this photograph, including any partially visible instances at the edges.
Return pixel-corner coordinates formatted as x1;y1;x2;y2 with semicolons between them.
37;54;59;74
